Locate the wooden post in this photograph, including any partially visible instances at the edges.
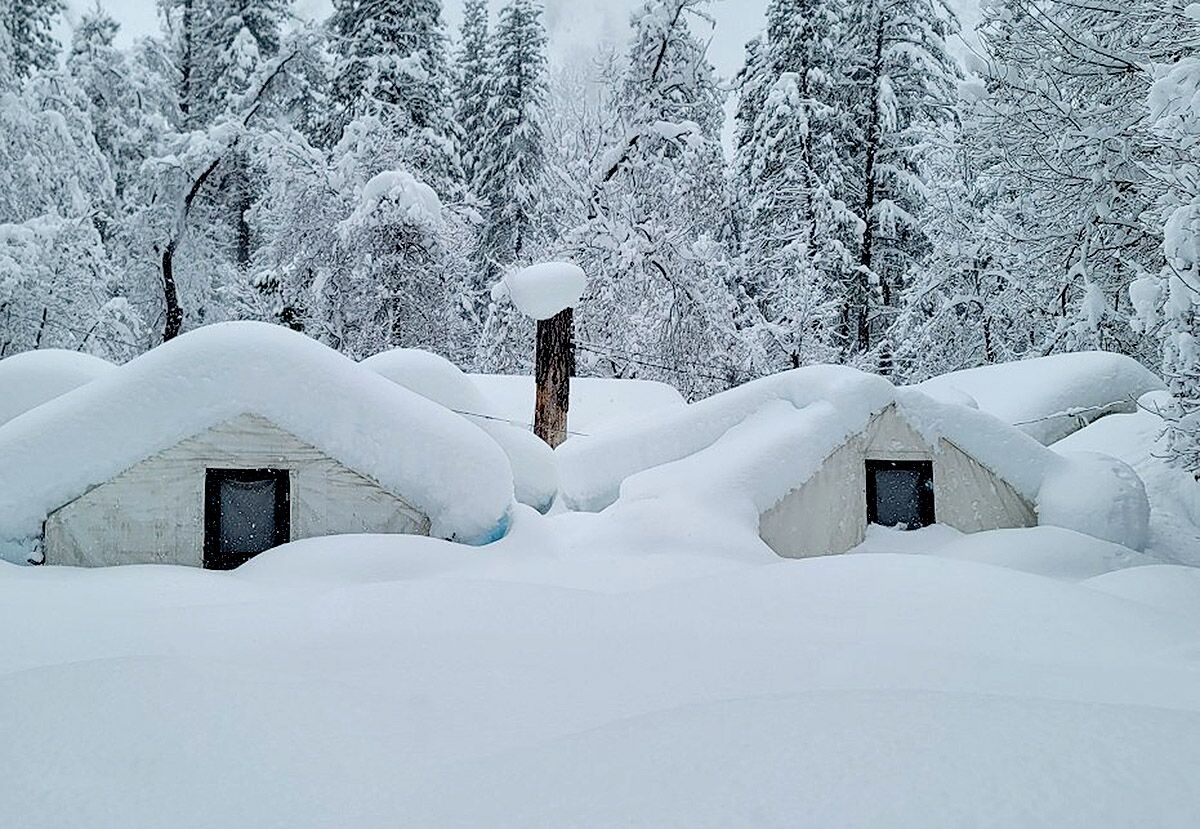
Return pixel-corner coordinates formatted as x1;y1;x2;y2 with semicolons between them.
534;307;574;448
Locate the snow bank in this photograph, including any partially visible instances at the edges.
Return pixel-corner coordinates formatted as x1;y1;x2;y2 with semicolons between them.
1037;451;1150;551
896;526;1154;581
469;373;685;434
1084;565;1200;624
0;322;514;561
0;348;115;426
362;348;558;512
915;351;1164;444
2;540;1200;827
494;261;586;320
1053;391;1200;563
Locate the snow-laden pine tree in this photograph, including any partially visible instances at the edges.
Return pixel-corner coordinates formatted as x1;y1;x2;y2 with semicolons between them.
328;0;462;193
453;0;491;188
475;0;548;269
733;0;860;369
5;0;64;79
559;0;745;398
837;0;959;364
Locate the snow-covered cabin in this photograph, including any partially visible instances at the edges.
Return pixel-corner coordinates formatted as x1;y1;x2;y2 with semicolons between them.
0;323;515;568
559;366;1149;557
0;348;115;426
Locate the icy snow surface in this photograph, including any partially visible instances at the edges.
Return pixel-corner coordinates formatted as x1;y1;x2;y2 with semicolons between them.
0;348;114;426
362;348;558;512
469;372;685;434
494;261;587;320
0;322;514;559
915;351;1164;444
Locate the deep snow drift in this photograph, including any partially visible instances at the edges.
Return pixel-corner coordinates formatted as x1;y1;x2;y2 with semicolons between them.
0;348;115;426
2;507;1200;828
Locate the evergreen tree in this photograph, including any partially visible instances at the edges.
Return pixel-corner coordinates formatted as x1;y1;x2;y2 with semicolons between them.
454;0;491;188
6;0;64;79
328;0;462;192
839;0;959;362
733;0;859;368
475;0;548;272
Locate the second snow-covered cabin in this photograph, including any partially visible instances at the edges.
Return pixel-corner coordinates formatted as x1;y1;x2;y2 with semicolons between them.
0;323;515;568
558;365;1150;556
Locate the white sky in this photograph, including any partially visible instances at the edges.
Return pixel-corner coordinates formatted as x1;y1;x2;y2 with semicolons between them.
65;0;983;83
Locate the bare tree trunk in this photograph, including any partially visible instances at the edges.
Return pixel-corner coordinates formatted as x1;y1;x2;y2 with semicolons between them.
161;239;185;341
534;307;573;448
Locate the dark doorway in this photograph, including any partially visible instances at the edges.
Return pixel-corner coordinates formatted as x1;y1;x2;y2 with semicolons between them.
204;468;290;570
866;460;934;530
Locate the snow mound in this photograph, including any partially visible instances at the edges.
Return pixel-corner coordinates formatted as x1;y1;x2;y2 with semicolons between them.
494;261;586;320
0;322;514;562
915;352;1164;444
362;348;558;512
469;373;685;435
348;169;442;228
917;526;1155;581
1038;451;1150;551
1084;565;1200;623
0;348;115;426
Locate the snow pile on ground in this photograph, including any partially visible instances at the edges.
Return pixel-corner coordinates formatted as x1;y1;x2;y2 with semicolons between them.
3;513;1200;826
0;322;514;562
469;373;685;435
1084;564;1200;624
493;261;586;319
1054;390;1200;564
1037;450;1150;550
363;348;557;512
560;365;1150;549
0;348;115;426
915;351;1164;444
857;524;1157;581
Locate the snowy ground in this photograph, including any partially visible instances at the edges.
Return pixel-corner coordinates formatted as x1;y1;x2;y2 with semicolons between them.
5;507;1200;826
4;372;1200;826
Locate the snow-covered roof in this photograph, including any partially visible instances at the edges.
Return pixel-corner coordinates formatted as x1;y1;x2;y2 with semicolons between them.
914;352;1164;444
362;348;558;512
0;323;515;558
469;374;686;435
558;365;1149;549
0;348;115;426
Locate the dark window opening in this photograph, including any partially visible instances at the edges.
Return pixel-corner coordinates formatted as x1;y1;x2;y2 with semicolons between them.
204;468;290;570
866;460;934;530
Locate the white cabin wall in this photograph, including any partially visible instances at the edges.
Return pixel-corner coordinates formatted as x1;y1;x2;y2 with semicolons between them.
44;414;429;567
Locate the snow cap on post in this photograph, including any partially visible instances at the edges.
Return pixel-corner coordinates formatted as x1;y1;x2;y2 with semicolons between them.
494;261;587;320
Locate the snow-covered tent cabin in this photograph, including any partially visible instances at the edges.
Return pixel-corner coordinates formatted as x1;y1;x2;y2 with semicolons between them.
0;348;115;426
362;348;558;512
0;323;515;568
914;352;1164;445
559;366;1150;557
